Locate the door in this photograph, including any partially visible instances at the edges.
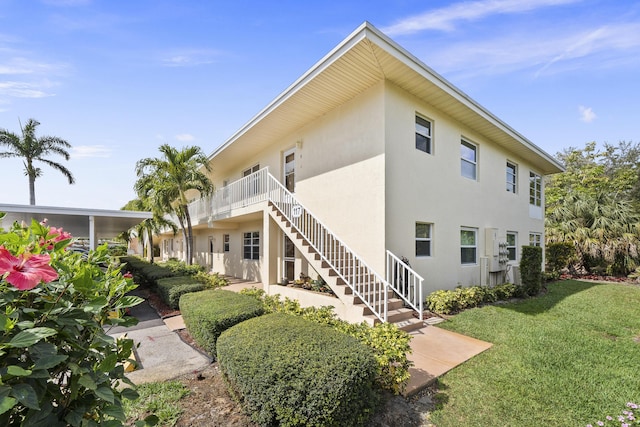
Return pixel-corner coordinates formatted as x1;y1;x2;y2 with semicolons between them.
284;149;295;193
283;235;295;283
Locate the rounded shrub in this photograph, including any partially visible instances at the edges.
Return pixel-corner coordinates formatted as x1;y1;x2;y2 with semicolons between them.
156;276;207;309
217;313;379;427
179;289;264;356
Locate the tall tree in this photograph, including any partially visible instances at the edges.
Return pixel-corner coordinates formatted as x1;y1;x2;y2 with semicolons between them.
134;144;212;265
546;141;640;274
0;118;75;205
122;198;177;264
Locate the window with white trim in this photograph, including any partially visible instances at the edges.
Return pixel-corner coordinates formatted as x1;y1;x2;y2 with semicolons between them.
415;222;432;257
461;227;477;264
529;232;542;247
529;172;542;206
243;231;259;260
415;115;432;154
461;140;477;180
506;162;517;193
223;234;230;252
506;232;517;261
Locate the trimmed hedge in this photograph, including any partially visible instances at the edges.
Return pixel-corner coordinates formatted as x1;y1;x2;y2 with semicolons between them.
217;313;379;427
179;289;264;356
156;276;207;309
425;283;519;314
521;245;543;296
120;256;174;288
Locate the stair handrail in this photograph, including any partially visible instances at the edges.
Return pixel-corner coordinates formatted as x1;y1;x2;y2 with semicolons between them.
265;172;389;322
386;251;424;320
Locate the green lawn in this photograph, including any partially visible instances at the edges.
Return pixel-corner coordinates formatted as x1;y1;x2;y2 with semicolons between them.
431;280;640;427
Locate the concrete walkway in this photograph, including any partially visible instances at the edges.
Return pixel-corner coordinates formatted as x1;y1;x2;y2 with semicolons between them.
112;278;492;395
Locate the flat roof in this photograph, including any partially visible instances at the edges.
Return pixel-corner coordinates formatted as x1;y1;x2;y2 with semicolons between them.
0;204;152;241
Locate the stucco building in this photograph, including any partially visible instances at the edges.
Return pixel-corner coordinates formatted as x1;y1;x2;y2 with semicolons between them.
157;22;563;329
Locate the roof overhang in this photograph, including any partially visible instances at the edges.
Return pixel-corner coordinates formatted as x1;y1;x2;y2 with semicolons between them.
208;22;564;175
0;204;152;249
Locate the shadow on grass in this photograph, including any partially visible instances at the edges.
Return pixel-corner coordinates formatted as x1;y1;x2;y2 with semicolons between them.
503;280;600;315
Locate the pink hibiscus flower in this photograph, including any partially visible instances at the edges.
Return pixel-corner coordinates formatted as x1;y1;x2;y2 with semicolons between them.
0;246;59;290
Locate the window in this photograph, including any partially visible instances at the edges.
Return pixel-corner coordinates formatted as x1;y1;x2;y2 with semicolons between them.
223;234;230;252
415;222;432;257
243;231;259;260
243;165;260;196
529;172;542;206
460;228;477;264
506;232;517;261
415;115;432;154
506;162;517;193
529;232;542;247
461;140;477;180
243;164;259;177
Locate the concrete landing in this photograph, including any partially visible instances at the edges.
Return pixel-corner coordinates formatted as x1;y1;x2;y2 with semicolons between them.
403;325;492;396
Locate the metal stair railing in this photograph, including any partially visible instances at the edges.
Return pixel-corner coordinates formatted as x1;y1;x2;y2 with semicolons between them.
265;173;390;322
386;251;424;320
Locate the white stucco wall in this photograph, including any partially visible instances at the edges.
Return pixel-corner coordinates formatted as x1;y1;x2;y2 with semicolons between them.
383;82;545;290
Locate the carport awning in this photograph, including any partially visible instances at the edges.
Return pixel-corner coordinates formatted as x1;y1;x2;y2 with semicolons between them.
0;204;152;249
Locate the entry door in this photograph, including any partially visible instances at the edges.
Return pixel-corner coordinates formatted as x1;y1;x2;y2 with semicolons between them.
283;235;295;283
283;149;295;193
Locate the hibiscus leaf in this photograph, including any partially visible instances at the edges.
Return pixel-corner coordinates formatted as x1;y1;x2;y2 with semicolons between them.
84;297;108;313
8;327;57;348
0;396;17;415
10;383;39;410
115;296;143;309
7;365;32;377
95;386;114;403
33;354;68;370
78;375;97;391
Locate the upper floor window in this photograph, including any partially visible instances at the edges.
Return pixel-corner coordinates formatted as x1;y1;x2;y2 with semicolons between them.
461;140;477;180
243;164;259;177
415;115;432;154
506;162;517;193
529;232;542;247
243;231;260;260
415;222;432;257
506;232;517;261
529;172;542;206
461;227;478;264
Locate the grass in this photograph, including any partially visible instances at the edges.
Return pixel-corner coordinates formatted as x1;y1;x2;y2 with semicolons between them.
430;280;640;427
123;380;190;426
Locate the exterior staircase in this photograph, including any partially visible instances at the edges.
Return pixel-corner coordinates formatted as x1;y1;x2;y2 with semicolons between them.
204;167;425;331
267;202;423;332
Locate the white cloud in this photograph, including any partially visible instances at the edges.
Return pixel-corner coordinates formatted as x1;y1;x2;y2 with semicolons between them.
383;0;582;34
175;133;195;142
417;22;640;80
578;106;596;123
71;145;112;159
161;49;222;67
0;81;53;98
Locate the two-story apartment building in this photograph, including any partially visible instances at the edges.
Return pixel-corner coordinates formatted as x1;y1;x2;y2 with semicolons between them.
157;22;563;328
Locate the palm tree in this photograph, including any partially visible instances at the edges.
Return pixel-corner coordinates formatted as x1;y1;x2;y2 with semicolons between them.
123;198;178;264
546;191;640;274
0;118;75;205
134;144;212;265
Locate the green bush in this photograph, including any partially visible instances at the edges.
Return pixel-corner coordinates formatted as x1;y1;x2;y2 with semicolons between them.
159;258;205;276
425;283;519;314
193;271;228;288
520;246;543;296
179;289;264;356
239;289;412;394
546;242;574;273
217;313;379;427
0;217;142;425
120;256;174;288
156;276;207;309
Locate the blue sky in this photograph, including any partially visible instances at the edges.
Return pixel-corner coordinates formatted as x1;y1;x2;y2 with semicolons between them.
0;0;638;209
